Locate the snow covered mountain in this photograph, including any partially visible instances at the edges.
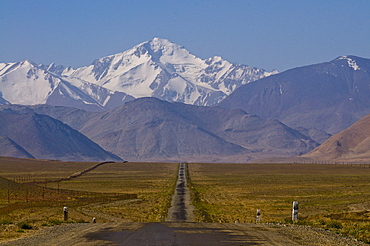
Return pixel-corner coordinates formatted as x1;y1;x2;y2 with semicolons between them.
0;60;134;111
0;38;275;110
52;38;276;106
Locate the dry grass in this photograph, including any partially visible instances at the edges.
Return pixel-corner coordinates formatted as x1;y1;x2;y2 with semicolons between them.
187;163;370;243
45;162;178;222
0;157;95;182
2;156;369;243
0;158;178;242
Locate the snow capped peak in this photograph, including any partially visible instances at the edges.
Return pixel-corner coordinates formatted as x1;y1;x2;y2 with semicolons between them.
21;59;37;66
205;56;225;64
54;38;275;106
137;37;199;65
0;56;135;110
0;60;40;77
1;38;276;109
0;60;57;105
124;37;186;59
43;62;69;75
335;56;361;70
47;62;56;70
147;37;179;51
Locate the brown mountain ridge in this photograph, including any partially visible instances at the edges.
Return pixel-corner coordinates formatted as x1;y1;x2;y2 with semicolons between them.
304;113;370;162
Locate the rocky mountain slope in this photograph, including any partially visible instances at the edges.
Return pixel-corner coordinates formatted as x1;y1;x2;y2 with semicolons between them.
304;113;370;162
1;98;319;162
77;98;318;162
0;136;35;159
0;108;121;161
219;56;370;134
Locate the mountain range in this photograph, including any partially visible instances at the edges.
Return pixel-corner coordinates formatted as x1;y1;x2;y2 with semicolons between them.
77;98;318;162
219;56;370;135
0;38;275;111
0;98;318;162
0;60;134;112
1;38;370;162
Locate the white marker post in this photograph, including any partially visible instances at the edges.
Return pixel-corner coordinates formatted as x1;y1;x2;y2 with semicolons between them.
63;207;68;221
256;209;261;222
292;201;298;221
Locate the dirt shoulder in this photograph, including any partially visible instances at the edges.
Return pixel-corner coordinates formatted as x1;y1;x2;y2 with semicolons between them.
0;222;365;246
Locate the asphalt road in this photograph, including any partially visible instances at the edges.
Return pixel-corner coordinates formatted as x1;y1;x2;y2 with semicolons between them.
166;162;195;222
3;221;362;246
85;222;299;246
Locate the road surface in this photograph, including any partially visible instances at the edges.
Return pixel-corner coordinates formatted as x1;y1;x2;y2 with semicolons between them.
166;162;195;222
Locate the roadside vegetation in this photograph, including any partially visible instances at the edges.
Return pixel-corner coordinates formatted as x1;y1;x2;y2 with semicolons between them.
0;158;178;242
187;163;370;243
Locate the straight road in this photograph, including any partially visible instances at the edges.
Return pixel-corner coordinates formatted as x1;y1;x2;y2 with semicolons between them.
166;162;195;222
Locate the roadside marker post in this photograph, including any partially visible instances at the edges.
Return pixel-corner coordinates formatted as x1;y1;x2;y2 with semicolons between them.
63;207;68;221
292;201;298;221
256;209;261;222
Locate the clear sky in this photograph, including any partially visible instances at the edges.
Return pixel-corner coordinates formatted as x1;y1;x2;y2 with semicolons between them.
1;0;369;72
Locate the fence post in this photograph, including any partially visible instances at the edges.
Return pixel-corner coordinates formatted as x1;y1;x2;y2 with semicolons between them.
292;201;298;221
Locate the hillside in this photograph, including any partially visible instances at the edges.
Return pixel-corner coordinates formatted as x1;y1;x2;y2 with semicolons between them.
0;109;121;161
219;56;370;134
78;98;318;162
0;98;320;162
304;113;370;162
0;136;34;159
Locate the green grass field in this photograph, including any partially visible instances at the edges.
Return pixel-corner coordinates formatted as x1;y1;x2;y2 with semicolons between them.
187;163;370;243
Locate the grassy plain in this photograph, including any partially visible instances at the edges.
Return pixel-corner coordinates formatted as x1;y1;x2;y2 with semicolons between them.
187;163;370;243
0;157;178;242
1;157;370;243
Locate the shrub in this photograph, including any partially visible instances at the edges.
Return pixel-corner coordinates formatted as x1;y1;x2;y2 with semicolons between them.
48;219;63;225
282;218;293;224
76;218;89;223
326;220;342;229
18;222;32;230
0;219;13;225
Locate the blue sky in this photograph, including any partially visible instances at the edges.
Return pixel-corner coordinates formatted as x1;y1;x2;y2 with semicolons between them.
1;0;369;71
